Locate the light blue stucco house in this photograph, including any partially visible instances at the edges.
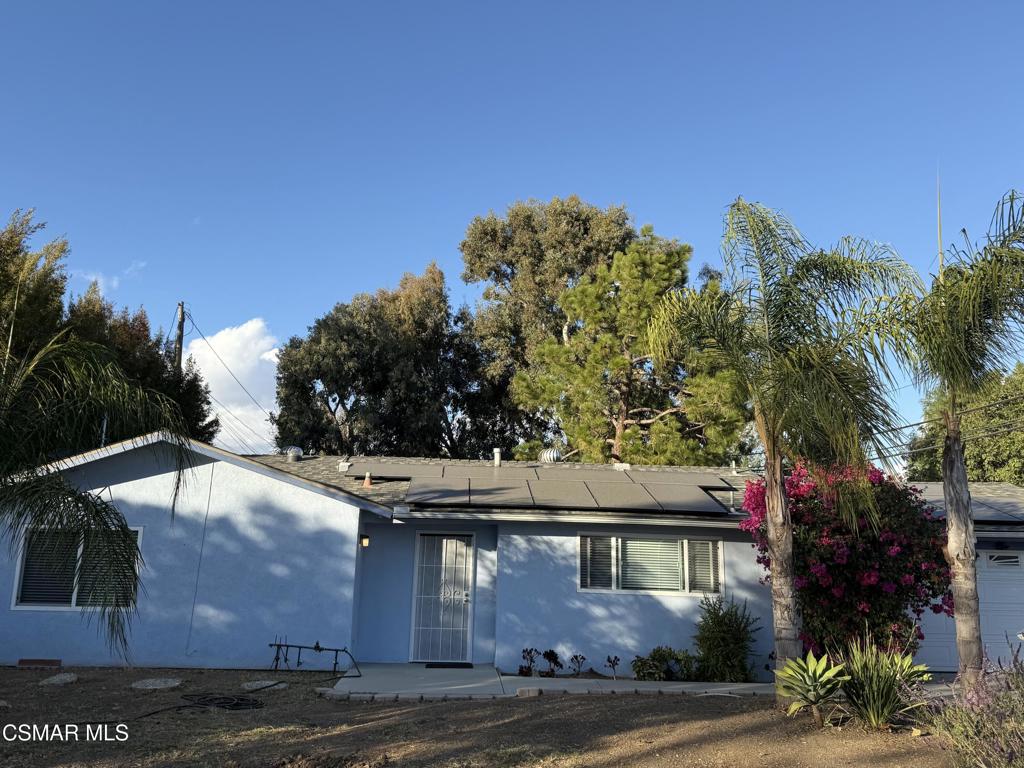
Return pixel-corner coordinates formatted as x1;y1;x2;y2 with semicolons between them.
3;433;1021;676
0;433;775;676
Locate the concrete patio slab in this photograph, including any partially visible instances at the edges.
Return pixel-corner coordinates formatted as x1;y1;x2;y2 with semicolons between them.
331;663;508;697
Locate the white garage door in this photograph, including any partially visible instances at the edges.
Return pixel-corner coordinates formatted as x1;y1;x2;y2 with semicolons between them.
915;549;1024;672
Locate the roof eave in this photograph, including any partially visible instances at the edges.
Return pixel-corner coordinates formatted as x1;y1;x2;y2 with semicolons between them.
47;431;394;519
394;505;742;528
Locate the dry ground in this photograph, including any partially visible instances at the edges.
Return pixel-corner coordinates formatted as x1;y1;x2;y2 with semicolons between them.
0;667;953;768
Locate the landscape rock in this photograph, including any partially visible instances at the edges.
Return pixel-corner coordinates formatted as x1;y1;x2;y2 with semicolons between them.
39;673;78;686
130;677;182;690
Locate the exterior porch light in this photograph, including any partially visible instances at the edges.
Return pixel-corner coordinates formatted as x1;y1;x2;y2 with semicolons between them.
360;534;370;549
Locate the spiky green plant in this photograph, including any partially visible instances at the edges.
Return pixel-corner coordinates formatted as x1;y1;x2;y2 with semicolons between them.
839;636;931;729
907;191;1024;688
650;199;918;681
775;650;850;727
0;331;190;656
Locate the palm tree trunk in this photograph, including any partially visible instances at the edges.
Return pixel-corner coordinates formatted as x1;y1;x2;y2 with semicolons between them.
761;435;802;691
941;409;983;688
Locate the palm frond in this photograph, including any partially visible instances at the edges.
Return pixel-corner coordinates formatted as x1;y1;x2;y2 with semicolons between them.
915;190;1024;394
0;332;192;657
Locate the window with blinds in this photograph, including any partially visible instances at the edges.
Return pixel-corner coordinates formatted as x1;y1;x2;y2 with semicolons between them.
16;528;141;608
579;534;614;588
578;535;721;594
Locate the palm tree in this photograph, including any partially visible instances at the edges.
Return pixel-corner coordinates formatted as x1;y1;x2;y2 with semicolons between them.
0;331;190;656
908;191;1024;687
650;198;917;674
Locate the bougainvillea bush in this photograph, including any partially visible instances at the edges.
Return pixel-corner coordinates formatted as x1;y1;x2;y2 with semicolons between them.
740;465;952;653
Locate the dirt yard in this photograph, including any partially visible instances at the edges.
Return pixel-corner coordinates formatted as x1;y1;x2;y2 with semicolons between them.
0;667;953;768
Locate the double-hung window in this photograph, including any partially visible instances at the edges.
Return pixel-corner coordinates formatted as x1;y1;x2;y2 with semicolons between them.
579;534;720;594
15;528;142;608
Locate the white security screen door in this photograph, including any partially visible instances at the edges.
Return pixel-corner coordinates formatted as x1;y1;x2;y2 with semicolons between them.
411;534;474;662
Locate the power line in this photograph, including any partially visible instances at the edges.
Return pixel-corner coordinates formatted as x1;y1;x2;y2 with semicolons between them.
874;392;1024;437
185;310;274;422
867;415;1024;464
208;392;275;452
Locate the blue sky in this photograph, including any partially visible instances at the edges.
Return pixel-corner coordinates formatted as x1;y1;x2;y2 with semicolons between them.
2;2;1022;452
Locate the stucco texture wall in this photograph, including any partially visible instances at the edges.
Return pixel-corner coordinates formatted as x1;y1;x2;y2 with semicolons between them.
354;521;497;664
0;443;364;669
493;522;774;680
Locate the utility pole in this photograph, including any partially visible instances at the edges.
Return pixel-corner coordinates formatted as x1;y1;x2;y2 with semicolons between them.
937;172;944;280
173;301;185;375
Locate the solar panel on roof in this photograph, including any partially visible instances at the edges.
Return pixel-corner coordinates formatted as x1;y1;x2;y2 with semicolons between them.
966;501;1024;524
346;462;443;480
444;466;539;480
532;468;633;483
528;480;599;509
641;483;726;514
469;479;534;507
586;482;661;511
405;477;470;505
624;470;737;489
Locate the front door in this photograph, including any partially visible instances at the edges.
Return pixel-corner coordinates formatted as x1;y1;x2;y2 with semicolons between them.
411;534;474;662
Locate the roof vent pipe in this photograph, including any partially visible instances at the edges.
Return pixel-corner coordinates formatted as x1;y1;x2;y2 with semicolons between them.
362;472;373;488
283;446;302;463
493;448;502;467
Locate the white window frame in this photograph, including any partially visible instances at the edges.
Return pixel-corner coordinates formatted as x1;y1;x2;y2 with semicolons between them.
576;531;724;596
10;526;144;612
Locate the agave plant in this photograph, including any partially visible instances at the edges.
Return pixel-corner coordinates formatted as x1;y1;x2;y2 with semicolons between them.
775;650;850;727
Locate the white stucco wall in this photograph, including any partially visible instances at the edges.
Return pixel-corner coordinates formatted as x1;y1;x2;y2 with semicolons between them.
493;522;774;680
0;443;365;669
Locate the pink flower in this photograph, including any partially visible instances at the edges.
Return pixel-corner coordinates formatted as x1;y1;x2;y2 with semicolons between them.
794;576;809;589
859;570;880;586
857;602;871;614
900;574;915;586
887;545;902;557
831;584;845;599
882;582;897;594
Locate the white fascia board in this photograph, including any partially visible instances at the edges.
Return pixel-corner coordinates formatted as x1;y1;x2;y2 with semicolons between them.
40;431;393;519
396;507;740;529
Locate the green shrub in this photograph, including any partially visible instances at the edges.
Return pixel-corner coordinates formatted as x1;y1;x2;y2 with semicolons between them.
693;595;761;682
839;636;930;729
631;655;664;681
649;646;697;681
929;649;1024;768
775;650;849;727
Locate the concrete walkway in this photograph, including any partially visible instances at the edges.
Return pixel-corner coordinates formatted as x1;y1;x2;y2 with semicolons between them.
318;663;774;701
325;663;507;699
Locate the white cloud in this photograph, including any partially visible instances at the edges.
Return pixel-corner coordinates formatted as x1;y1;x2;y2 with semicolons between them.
185;318;279;454
71;260;147;294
